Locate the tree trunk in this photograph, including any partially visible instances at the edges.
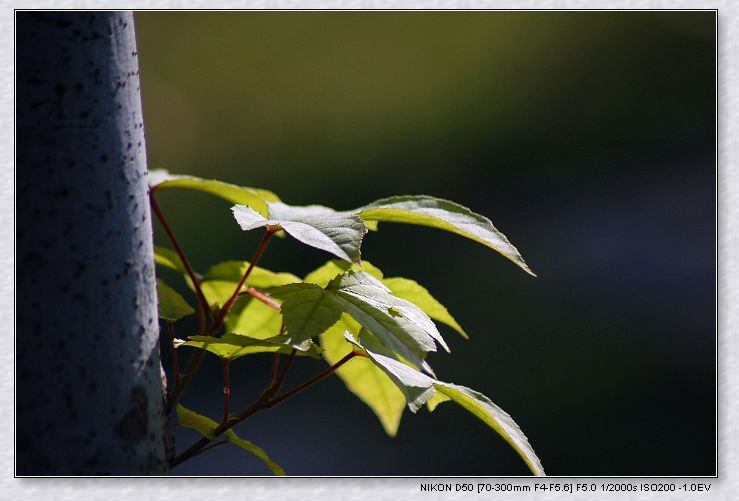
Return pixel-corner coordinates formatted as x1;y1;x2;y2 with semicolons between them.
16;12;169;475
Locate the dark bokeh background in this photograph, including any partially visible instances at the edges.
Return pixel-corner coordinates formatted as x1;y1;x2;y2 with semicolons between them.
134;11;715;476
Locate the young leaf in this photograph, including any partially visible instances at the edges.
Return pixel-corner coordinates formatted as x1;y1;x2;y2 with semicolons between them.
149;169;279;217
432;383;545;477
272;270;447;369
176;404;285;475
156;279;195;321
319;315;406;436
345;334;545;476
232;202;367;263
382;277;467;339
180;333;322;360
357;195;535;276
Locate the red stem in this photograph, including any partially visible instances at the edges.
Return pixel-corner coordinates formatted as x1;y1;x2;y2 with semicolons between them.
171;351;359;468
269;352;280;386
266;352;357;408
214;227;277;329
149;191;214;324
243;287;281;311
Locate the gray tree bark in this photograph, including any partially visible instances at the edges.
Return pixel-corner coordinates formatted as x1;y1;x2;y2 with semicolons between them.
16;12;169;474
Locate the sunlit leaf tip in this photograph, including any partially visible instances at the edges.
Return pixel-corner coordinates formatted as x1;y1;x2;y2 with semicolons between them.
356;195;536;276
148;168;279;217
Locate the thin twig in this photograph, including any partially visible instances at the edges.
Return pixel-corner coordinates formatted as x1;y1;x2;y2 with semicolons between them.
214;227;277;328
149;191;213;324
170;351;359;468
266;352;358;408
241;287;281;311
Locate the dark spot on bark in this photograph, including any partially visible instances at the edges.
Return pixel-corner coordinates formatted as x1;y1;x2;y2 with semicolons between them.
54;83;66;96
101;154;108;162
115;385;149;441
73;261;86;278
63;391;74;410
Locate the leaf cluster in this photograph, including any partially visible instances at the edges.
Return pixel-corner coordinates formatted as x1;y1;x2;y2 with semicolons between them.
150;169;543;476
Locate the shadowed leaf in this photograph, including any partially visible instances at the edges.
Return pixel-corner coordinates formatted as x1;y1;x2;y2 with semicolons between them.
176;404;285;475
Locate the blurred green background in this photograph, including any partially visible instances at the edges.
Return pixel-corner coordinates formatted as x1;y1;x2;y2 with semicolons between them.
135;11;715;476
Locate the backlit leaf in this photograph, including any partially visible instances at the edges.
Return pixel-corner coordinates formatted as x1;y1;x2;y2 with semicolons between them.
156;279;195;321
344;332;436;412
432;383;545;477
272;270;447;368
319;315;406;436
200;260;299;307
232;202;367;263
344;335;545;476
181;333;321;360
357;195;535;276
383;277;467;339
153;246;188;276
149;169;279;217
176;404;285;475
226;298;283;340
303;259;383;287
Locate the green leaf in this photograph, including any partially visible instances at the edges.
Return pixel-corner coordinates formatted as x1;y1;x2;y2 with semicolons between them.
200;260;300;307
303;259;384;287
305;261;466;339
175;404;285;475
149;169;279;217
319;316;406;436
344;335;545;476
156;279;195;321
153;246;188;275
383;277;467;339
272;270;447;369
344;332;436;412
181;333;321;360
232;202;367;263
432;383;545;477
327;270;449;357
226;298;283;340
357;195;535;276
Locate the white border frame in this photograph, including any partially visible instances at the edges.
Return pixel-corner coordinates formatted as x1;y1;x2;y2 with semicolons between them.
3;2;735;500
